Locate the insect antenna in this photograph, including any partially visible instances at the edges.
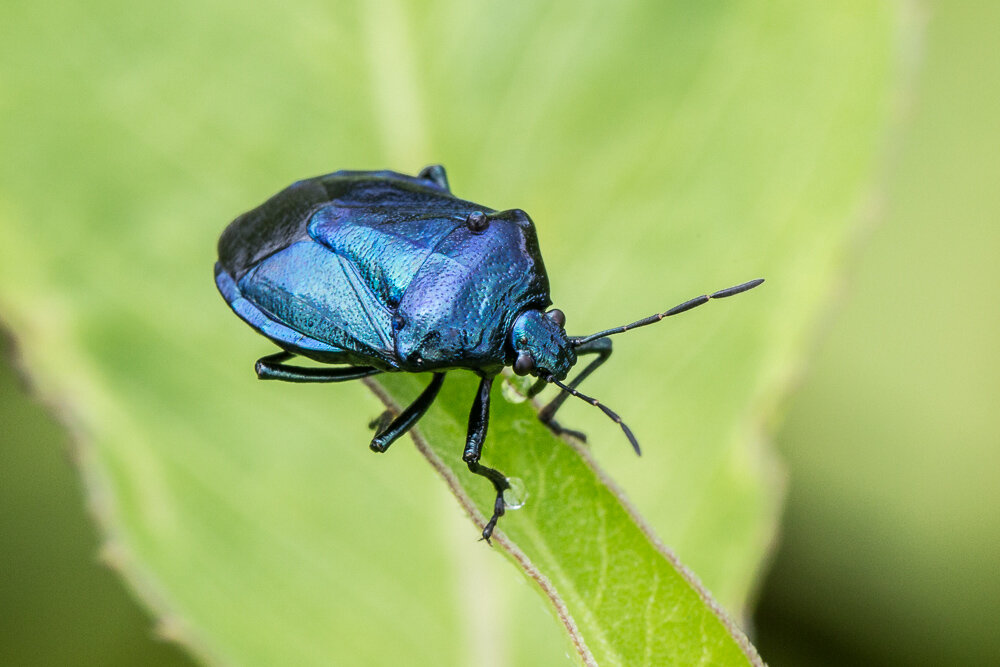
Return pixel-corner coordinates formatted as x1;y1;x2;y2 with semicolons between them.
572;278;764;347
545;375;641;456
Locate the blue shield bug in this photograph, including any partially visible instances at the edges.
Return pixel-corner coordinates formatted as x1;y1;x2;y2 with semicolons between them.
215;165;762;541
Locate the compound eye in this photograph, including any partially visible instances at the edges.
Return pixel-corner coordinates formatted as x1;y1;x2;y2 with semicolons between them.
513;352;535;376
546;308;566;328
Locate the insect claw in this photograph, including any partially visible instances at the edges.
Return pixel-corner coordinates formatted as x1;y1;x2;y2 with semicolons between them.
368;409;394;431
543;417;589;443
478;492;505;545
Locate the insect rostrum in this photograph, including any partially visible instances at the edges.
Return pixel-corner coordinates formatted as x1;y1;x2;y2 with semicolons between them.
215;165;762;541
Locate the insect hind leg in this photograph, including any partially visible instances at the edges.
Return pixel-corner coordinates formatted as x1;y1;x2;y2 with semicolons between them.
255;351;383;382
418;164;450;191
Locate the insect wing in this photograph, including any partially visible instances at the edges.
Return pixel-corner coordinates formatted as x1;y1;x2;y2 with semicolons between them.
234;240;398;365
308;200;475;309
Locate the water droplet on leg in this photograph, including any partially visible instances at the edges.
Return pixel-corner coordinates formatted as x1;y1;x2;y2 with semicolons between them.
502;477;528;510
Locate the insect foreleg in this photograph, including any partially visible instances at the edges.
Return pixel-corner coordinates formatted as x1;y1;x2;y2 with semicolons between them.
461;374;510;542
536;337;613;441
255;351;383;382
369;372;445;453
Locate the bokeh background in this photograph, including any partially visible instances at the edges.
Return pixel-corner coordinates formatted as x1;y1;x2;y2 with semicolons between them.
1;1;997;665
754;2;1000;663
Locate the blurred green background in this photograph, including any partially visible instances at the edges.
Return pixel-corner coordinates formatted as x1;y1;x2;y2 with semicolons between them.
1;1;997;665
754;2;1000;664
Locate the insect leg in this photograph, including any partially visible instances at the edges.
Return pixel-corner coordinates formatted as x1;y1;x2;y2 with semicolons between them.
369;373;445;453
537;337;613;441
418;164;450;191
255;351;382;382
461;374;510;542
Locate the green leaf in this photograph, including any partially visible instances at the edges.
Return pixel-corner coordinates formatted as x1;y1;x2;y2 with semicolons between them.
368;373;759;665
0;0;908;665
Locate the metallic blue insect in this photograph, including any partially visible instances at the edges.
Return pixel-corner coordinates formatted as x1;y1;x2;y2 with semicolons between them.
215;165;762;540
